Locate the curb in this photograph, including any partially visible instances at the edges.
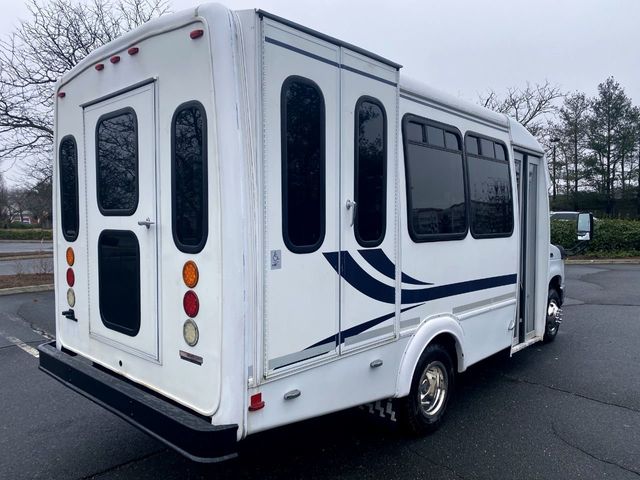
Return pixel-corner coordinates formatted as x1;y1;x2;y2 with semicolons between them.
0;240;53;243
0;284;54;296
0;254;53;261
566;259;640;265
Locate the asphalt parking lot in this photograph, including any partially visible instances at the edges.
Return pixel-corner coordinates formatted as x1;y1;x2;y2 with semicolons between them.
0;264;638;479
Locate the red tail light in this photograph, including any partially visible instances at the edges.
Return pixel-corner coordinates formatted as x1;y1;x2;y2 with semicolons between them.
66;268;75;287
183;290;199;317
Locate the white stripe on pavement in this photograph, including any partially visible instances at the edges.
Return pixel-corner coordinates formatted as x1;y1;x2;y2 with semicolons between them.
3;335;39;358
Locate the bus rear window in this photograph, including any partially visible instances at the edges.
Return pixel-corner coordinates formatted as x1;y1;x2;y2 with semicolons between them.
172;101;208;253
59;135;79;241
96;108;139;215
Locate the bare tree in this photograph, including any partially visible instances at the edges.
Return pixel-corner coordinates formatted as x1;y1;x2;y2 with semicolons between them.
0;0;169;184
479;80;564;137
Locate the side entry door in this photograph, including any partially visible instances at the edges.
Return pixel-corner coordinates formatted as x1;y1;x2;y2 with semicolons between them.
514;150;540;343
83;83;159;360
262;24;341;374
340;56;399;351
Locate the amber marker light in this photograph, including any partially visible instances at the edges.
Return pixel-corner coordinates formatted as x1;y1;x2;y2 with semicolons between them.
66;247;75;266
182;261;199;288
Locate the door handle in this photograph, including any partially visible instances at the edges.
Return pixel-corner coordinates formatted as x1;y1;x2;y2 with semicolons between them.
346;199;357;227
137;217;155;229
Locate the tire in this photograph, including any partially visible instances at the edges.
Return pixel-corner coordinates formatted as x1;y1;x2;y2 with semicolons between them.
396;343;454;435
543;289;562;343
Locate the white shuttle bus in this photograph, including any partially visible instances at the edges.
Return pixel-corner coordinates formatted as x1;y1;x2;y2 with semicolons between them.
40;3;585;462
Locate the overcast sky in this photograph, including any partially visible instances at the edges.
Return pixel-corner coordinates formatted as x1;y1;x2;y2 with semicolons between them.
0;0;638;103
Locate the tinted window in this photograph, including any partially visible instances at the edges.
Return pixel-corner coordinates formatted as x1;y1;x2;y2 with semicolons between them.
406;122;424;142
480;138;495;158
495;143;506;160
98;230;140;336
403;117;467;241
445;132;460;151
465;136;479;155
466;136;513;237
96;109;138;215
59;136;79;241
427;126;445;148
355;98;386;247
282;77;325;253
172;102;208;253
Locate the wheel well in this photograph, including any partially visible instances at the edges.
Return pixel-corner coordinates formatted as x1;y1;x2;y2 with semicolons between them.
549;275;562;295
429;332;459;373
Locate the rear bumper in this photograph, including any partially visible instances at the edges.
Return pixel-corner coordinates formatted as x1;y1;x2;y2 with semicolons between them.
38;341;237;463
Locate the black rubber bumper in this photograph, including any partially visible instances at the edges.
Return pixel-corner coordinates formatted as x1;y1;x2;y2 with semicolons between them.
38;341;238;463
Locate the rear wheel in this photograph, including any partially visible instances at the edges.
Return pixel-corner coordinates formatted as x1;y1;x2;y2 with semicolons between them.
543;289;562;343
397;343;454;435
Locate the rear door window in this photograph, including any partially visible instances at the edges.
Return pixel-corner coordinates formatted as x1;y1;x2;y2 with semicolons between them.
96;108;138;215
98;230;140;336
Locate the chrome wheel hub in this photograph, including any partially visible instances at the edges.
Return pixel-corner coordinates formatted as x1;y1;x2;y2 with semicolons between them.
547;300;562;333
418;361;448;417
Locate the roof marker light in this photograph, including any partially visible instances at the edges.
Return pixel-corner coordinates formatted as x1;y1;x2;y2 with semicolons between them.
95;63;104;71
127;47;139;55
57;92;66;98
190;29;204;39
110;55;120;64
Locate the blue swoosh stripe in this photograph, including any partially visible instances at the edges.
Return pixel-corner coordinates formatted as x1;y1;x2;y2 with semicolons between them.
324;251;395;303
306;304;424;350
358;248;432;286
323;251;517;305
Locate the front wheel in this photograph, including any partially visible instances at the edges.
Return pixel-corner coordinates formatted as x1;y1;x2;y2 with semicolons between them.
396;343;454;435
543;289;562;343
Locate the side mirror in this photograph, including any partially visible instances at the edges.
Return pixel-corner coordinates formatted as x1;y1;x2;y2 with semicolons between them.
577;212;593;241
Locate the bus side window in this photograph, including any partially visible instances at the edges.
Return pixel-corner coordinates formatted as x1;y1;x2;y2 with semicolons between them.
59;135;79;241
465;134;514;238
172;101;208;253
402;115;467;242
354;97;387;248
281;76;326;254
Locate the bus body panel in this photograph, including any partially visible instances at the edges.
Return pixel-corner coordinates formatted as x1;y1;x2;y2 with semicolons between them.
48;3;555;457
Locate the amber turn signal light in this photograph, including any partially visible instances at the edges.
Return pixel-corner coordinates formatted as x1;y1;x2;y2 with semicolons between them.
66;247;75;266
182;261;199;288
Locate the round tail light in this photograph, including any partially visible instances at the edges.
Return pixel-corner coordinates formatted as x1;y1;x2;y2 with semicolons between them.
66;268;75;287
183;290;199;317
182;261;199;288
